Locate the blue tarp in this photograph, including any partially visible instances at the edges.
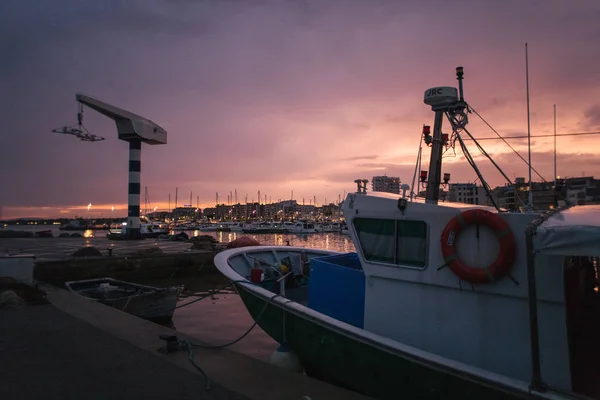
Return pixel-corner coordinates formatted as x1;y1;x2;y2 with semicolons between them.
307;252;365;328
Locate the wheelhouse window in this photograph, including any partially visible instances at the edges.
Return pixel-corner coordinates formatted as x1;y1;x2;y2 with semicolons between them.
353;218;427;268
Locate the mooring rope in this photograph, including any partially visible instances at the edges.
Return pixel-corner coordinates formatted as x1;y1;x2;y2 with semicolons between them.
166;284;284;391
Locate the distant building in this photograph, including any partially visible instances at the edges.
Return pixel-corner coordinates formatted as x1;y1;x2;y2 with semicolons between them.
372;176;401;194
448;183;488;205
171;207;197;219
202;207;217;218
564;176;600;205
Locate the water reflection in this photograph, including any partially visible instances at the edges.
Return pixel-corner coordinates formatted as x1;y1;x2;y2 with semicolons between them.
163;275;279;361
208;231;355;253
178;230;354;253
15;225;356;253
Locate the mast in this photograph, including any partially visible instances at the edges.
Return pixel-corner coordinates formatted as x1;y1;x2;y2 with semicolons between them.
525;43;533;210
553;104;557;183
425;112;445;203
423;67;465;204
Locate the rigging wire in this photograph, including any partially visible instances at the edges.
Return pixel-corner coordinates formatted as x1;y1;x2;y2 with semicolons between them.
466;125;527;209
454;131;500;211
410;132;423;200
444;106;515;211
460;131;600;141
470;106;547;182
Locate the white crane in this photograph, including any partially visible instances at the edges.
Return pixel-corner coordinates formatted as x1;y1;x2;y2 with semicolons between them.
53;93;168;239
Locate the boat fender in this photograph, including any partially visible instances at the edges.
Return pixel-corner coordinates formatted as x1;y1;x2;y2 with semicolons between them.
269;343;304;374
440;209;516;284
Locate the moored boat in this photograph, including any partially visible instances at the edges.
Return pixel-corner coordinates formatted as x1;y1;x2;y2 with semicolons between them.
65;277;183;321
214;67;600;399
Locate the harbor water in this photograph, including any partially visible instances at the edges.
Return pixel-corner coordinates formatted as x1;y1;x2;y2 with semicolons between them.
2;225;355;362
3;225;355;253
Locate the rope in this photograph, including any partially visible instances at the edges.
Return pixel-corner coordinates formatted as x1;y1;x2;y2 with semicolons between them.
470;106;547;182
189;290;282;349
454;132;501;211
173;282;235;310
170;284;283;391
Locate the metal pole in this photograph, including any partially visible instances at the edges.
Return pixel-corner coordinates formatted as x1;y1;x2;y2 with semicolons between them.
525;224;543;390
553;104;558;208
526;43;534;210
553;104;557;183
425;111;444;204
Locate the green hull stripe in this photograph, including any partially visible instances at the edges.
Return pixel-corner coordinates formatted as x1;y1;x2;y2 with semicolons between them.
237;284;524;400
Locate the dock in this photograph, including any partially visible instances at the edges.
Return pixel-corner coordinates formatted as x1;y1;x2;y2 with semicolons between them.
1;285;373;400
1;237;218;285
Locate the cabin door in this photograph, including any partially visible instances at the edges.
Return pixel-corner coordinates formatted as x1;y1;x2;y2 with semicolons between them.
564;256;600;398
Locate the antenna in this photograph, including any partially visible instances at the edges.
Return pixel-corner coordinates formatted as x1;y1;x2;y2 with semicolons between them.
51;103;106;142
525;43;533;210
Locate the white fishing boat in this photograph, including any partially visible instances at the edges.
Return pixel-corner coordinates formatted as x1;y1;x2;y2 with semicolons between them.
65;278;183;320
287;222;318;234
214;66;600;399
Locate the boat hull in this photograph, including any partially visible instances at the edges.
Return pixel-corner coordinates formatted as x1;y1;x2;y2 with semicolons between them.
66;278;183;320
99;288;182;320
235;283;541;400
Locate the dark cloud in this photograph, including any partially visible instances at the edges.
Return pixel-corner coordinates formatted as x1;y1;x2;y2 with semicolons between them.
342;155;379;161
584;104;600;129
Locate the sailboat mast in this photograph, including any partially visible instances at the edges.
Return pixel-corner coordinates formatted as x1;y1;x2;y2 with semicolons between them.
553;104;557;183
525;43;533;210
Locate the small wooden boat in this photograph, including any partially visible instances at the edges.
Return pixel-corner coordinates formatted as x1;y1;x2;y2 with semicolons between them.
65;278;183;320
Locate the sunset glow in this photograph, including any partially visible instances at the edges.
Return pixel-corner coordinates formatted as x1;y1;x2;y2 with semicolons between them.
2;0;600;219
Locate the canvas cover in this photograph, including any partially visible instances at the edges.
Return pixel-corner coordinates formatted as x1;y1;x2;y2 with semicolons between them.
533;205;600;256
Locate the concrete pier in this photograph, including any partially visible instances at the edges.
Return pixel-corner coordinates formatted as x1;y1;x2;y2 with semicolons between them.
35;250;216;286
0;286;374;400
1;237;218;285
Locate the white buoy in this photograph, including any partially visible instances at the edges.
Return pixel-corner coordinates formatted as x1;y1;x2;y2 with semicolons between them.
269;343;304;374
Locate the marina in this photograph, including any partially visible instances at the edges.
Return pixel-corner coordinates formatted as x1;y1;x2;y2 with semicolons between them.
3;2;600;398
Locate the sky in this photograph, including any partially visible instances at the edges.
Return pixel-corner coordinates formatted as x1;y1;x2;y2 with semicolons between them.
2;0;600;219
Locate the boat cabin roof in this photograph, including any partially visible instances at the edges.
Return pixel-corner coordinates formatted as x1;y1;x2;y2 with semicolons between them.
348;191;499;213
532;205;600;257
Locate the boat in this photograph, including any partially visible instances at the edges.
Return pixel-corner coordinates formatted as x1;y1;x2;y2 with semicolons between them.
65;277;183;320
107;220;169;240
58;219;89;231
214;67;600;399
286;221;318;234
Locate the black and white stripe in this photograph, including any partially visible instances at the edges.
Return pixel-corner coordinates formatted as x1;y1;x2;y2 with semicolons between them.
126;139;142;237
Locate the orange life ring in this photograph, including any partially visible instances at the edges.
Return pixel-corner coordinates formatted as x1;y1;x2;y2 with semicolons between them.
440;209;516;284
